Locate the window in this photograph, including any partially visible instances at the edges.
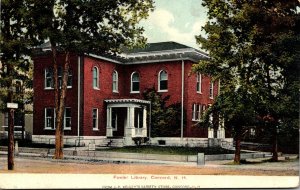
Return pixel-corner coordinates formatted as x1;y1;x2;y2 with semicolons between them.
44;107;71;130
92;108;98;130
45;68;54;89
45;67;72;89
209;80;214;99
45;108;55;129
192;104;202;121
196;72;202;93
4;112;8;126
131;72;140;93
134;108;143;128
93;66;99;89
112;70;118;92
64;108;71;130
158;70;168;91
67;69;72;87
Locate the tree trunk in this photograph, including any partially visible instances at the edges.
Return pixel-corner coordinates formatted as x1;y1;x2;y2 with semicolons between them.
54;51;70;159
271;126;278;162
8;108;15;170
234;126;242;164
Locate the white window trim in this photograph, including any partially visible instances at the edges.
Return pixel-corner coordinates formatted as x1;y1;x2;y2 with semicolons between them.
93;66;100;90
209;80;214;99
158;70;168;92
112;70;119;93
44;68;54;90
130;72;140;93
64;107;71;130
44;108;55;130
92;108;99;131
196;72;202;94
192;104;196;121
44;107;71;130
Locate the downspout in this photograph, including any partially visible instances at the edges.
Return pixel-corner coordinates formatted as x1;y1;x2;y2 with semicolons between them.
181;58;184;140
77;56;81;144
149;103;152;140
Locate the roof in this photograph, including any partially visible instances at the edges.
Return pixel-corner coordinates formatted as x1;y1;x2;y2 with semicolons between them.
37;41;209;64
123;41;191;53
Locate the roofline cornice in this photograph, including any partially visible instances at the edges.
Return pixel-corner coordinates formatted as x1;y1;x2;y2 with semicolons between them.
86;53;122;64
120;48;209;59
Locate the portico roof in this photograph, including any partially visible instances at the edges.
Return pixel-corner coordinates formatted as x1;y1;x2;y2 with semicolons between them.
104;99;151;104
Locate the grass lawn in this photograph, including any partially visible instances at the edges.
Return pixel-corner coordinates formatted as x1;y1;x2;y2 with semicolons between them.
96;145;236;155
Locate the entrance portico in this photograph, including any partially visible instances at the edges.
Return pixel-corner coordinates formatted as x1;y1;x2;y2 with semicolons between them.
105;99;150;145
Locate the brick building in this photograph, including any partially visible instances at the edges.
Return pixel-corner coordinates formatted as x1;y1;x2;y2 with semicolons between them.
32;42;232;147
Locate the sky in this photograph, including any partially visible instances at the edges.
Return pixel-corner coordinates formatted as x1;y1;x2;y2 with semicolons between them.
139;0;208;49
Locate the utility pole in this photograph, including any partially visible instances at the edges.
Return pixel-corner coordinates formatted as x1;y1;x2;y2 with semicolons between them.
7;88;18;170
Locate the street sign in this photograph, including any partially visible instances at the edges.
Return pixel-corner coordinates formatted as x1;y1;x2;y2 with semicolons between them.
7;103;18;109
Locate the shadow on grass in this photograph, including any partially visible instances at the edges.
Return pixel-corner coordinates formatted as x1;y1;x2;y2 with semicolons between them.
225;157;299;165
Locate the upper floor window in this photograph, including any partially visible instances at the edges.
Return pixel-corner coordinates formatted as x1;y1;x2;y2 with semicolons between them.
131;72;140;93
158;70;168;92
209;80;214;99
45;68;54;89
44;67;72;89
196;72;202;93
112;70;118;93
93;66;99;89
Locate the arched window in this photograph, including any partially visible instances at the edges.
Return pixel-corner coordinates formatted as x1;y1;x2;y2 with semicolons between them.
158;70;168;91
93;66;99;89
112;70;118;92
131;72;140;93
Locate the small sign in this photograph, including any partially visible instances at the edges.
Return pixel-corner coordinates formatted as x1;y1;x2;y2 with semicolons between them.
7;103;18;109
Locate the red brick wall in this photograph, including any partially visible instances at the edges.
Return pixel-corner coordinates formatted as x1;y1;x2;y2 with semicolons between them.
33;54;219;138
184;61;219;137
33;53;79;137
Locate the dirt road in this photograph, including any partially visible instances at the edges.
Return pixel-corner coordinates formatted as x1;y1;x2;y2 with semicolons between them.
0;156;298;176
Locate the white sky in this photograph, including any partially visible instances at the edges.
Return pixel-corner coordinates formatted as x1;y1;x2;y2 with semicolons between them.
139;0;208;49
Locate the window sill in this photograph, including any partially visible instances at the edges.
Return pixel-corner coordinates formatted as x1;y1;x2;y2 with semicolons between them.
64;128;71;131
158;90;168;92
192;119;201;122
113;91;119;93
44;128;55;130
197;91;202;94
130;91;140;94
93;129;99;131
44;87;72;90
93;87;100;90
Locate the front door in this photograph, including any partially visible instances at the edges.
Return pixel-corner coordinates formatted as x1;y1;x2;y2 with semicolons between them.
112;108;126;137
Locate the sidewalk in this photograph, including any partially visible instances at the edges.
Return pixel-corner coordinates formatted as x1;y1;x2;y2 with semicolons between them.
0;146;298;170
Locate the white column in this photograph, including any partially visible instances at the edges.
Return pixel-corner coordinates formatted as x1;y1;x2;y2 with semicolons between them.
142;106;147;137
106;107;113;137
125;107;135;137
208;127;214;138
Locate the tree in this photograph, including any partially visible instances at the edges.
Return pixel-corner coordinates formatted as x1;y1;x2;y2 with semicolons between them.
143;87;182;137
0;0;37;169
194;0;299;163
30;0;154;159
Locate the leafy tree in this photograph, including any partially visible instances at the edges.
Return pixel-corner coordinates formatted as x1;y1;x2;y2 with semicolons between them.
0;0;37;169
194;0;299;163
30;0;154;159
143;87;183;137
